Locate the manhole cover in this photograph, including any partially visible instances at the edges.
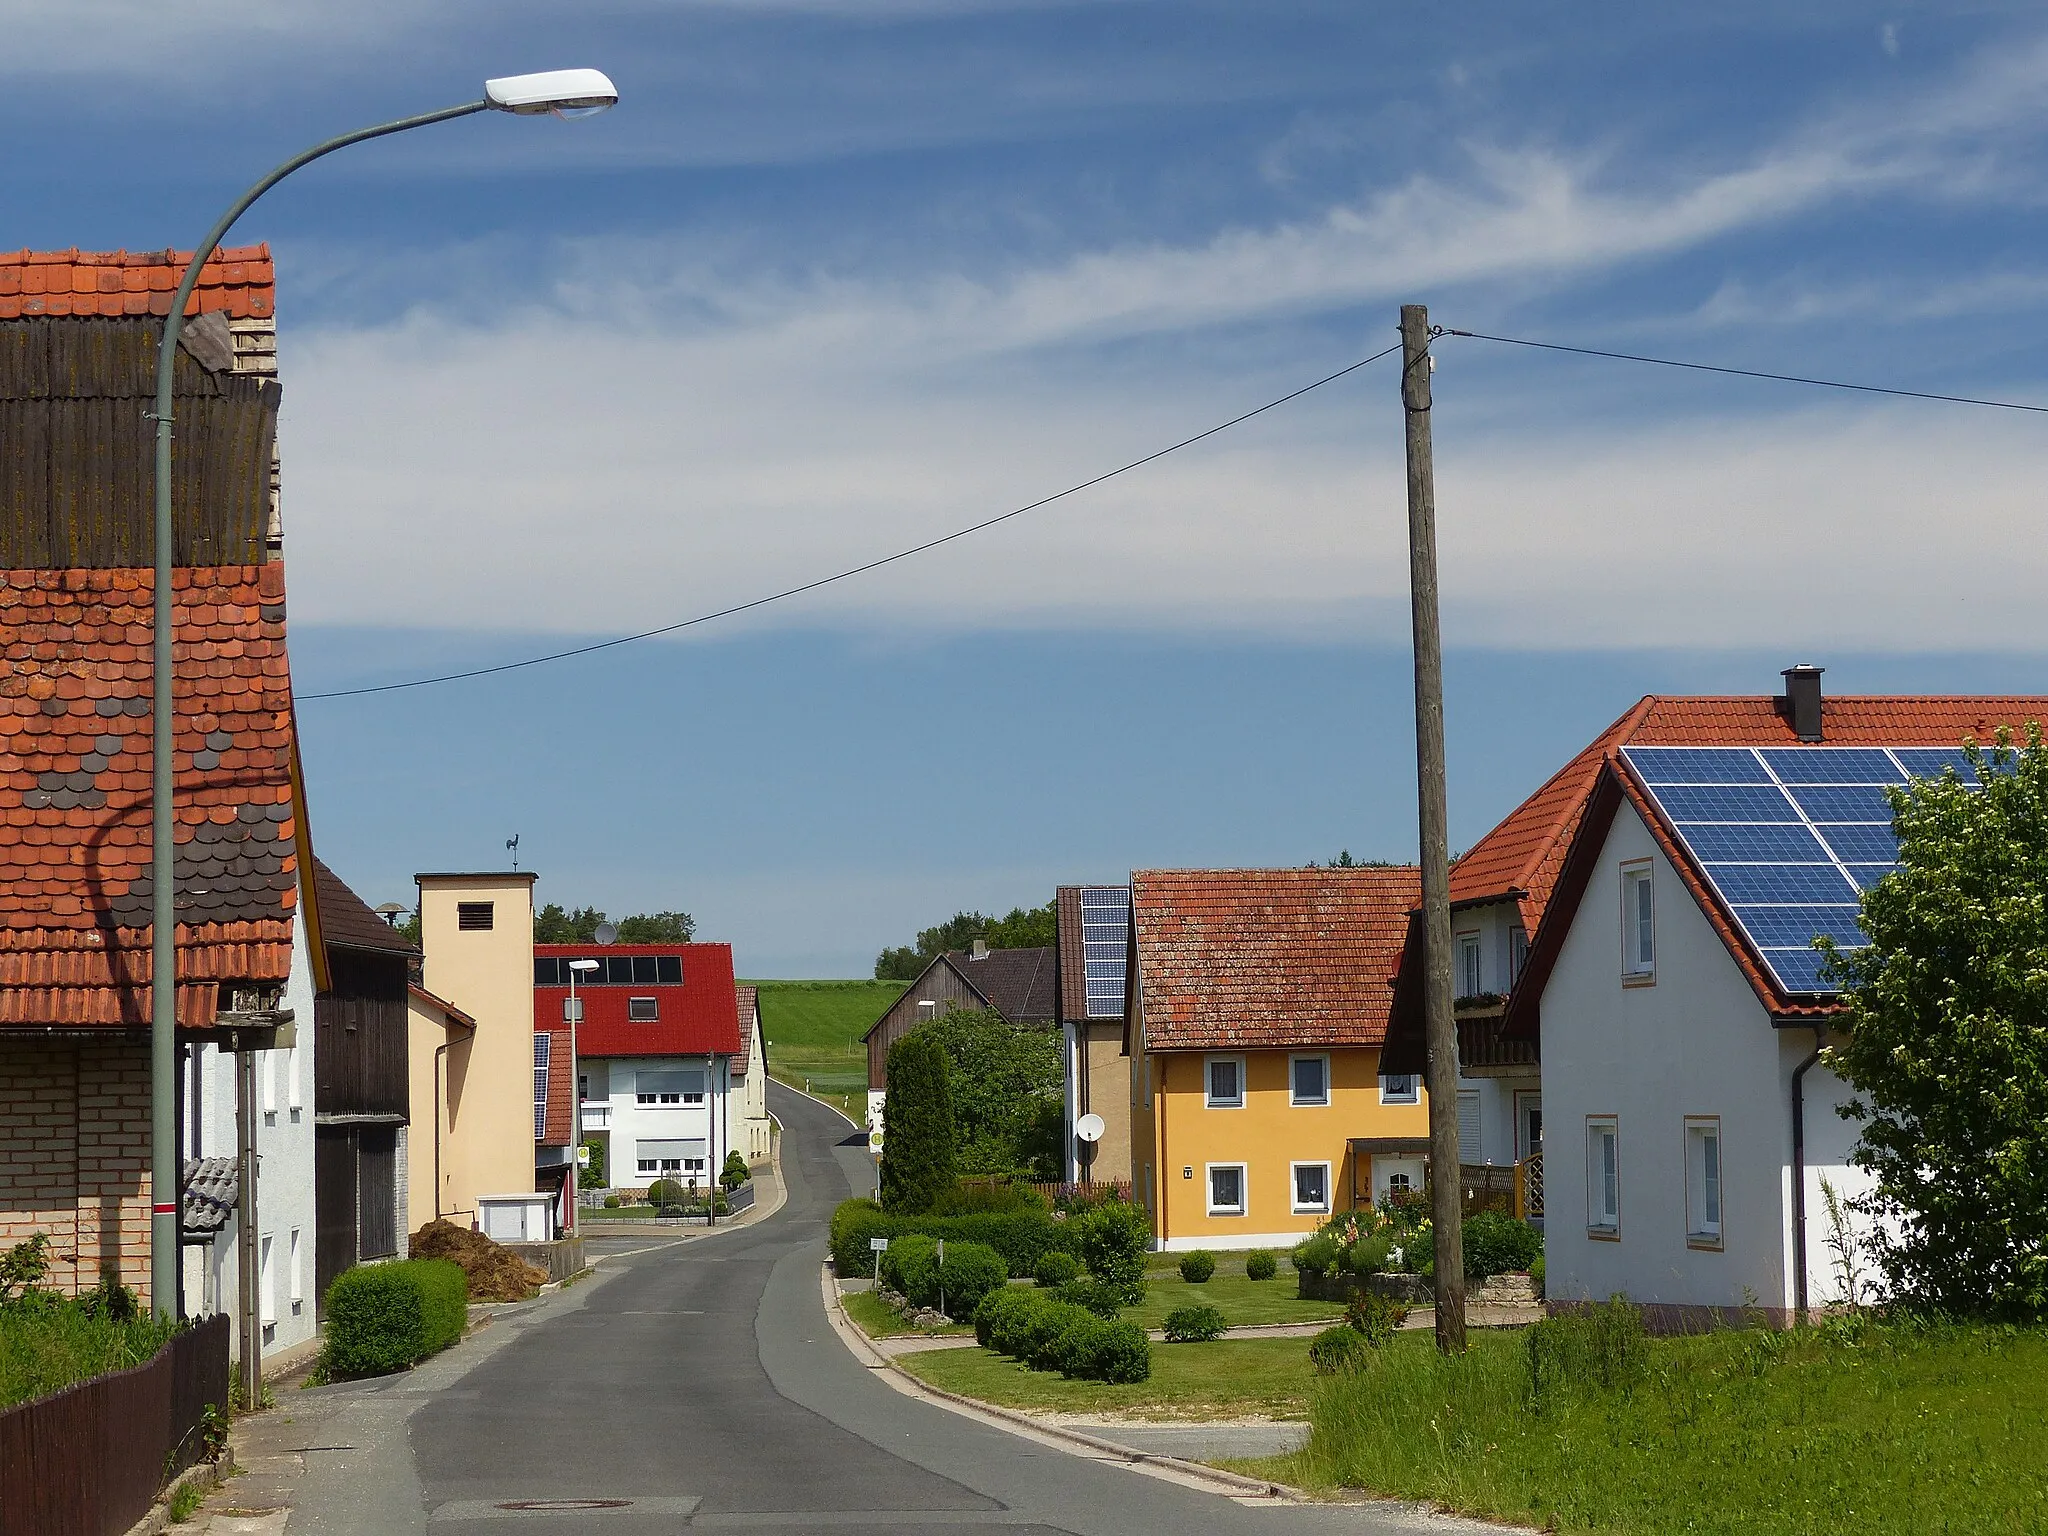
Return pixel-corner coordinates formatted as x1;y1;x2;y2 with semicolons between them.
496;1501;633;1512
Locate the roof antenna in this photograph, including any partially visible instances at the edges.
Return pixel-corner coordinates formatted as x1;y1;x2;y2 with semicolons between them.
506;833;520;870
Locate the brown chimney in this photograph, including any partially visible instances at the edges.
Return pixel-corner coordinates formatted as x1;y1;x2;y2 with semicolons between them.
1780;665;1824;742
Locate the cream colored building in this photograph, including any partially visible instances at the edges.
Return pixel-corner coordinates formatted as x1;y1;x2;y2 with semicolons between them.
408;872;538;1228
732;986;773;1165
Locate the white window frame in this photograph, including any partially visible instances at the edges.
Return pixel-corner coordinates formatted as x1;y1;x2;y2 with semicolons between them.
1621;861;1656;980
286;1044;301;1114
1288;1053;1330;1108
1685;1116;1723;1248
288;1227;303;1313
1204;1055;1245;1109
1206;1162;1247;1216
1509;926;1529;984
1379;1072;1420;1105
628;996;660;1022
1457;931;1483;997
1587;1116;1620;1237
636;1156;659;1177
259;1233;276;1325
1290;1160;1332;1214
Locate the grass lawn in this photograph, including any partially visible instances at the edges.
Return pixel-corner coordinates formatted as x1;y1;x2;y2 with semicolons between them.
1258;1318;2048;1534
1;1303;177;1410
748;979;906;1123
842;1289;974;1339
898;1336;1316;1421
1125;1274;1340;1331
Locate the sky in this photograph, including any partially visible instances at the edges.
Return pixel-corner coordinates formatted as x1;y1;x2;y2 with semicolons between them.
8;2;2048;975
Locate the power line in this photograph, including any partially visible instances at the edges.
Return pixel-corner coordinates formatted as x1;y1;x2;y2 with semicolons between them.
1441;329;2048;415
299;342;1404;701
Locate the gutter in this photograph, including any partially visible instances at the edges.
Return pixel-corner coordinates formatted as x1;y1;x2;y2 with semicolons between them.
1789;1024;1827;1321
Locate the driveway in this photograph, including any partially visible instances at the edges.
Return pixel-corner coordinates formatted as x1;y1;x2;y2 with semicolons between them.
240;1081;1490;1533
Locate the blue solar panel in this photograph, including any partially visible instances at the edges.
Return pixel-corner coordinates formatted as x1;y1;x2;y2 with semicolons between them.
1651;785;1801;822
1625;747;1772;784
1731;905;1864;948
1891;747;1974;780
1845;865;1895;892
1816;823;1899;863
1082;942;1125;962
1673;822;1829;862
1702;864;1858;903
1758;748;1905;784
1760;948;1838;994
1788;785;1897;823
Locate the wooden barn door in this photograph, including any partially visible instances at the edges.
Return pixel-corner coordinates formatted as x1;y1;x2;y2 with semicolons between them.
314;1126;358;1318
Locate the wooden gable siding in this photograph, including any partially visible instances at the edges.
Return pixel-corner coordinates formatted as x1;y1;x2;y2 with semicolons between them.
865;961;984;1090
0;318;276;567
314;947;410;1121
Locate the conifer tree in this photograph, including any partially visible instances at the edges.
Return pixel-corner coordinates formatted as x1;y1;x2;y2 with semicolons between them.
879;1032;956;1213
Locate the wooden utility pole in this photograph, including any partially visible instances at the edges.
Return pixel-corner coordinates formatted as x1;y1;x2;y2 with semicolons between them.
1400;303;1468;1354
235;1045;264;1407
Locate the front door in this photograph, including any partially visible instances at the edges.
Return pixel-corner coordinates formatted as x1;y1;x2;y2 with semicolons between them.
1372;1156;1425;1206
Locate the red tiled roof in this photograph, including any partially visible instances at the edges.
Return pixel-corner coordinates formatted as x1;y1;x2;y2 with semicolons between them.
1132;867;1421;1052
0;246;275;321
534;942;743;1059
0;565;297;1028
732;985;758;1075
539;1020;576;1146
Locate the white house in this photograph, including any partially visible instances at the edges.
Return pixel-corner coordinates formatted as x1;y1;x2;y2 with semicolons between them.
1503;671;2048;1324
731;986;773;1166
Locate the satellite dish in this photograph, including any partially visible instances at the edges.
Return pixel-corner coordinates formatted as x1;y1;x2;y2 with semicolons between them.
594;921;619;946
1076;1113;1105;1144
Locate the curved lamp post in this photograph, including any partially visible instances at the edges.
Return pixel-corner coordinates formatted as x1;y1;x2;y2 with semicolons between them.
149;69;618;1315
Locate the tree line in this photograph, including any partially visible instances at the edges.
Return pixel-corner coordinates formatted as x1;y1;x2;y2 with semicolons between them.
874;902;1056;981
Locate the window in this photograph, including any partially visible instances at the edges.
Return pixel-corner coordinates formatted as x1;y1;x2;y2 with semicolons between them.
1206;1163;1247;1216
1587;1117;1620;1234
1509;926;1529;984
1291;1162;1331;1213
286;1044;301;1111
1380;1073;1419;1105
1686;1118;1723;1246
1458;933;1483;997
261;1050;275;1116
636;1068;705;1106
1457;1089;1482;1164
1621;864;1655;977
1289;1054;1329;1107
636;1138;705;1178
628;996;660;1022
259;1234;275;1325
458;901;495;931
578;1073;589;1103
536;954;684;986
1204;1056;1244;1109
533;1035;551;1140
288;1227;302;1313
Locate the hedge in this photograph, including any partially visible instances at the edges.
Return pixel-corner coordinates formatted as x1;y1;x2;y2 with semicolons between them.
972;1286;1150;1382
324;1259;468;1378
831;1198;1075;1279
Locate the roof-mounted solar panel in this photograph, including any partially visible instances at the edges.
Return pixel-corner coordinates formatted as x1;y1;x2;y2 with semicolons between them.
1758;748;1905;784
1626;747;1773;785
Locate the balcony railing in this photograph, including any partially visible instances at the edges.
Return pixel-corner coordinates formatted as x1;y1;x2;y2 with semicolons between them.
579;1103;611;1131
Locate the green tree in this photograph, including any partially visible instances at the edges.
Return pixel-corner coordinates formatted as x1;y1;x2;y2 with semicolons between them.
580;1140;605;1187
617;910;695;943
984;902;1056;949
879;1033;955;1214
872;903;1054;979
534;904;695;944
1824;727;2048;1319
919;1007;1062;1178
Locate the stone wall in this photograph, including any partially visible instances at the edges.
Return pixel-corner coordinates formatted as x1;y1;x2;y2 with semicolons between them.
0;1036;153;1307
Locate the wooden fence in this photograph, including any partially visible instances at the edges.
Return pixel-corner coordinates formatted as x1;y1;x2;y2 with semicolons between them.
0;1313;228;1536
955;1176;1135;1205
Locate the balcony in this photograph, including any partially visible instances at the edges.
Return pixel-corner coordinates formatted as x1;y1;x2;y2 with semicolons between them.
580;1103;612;1132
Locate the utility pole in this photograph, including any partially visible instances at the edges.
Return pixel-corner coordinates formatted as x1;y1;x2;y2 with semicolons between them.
234;1045;263;1408
1401;303;1468;1354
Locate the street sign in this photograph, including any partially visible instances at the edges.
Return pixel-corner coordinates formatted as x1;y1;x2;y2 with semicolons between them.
869;1237;889;1253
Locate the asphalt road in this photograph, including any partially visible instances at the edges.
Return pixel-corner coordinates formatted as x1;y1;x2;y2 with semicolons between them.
295;1082;1485;1533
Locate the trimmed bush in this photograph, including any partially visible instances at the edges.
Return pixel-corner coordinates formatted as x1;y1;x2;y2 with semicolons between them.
1075;1199;1150;1305
829;1198;1076;1280
721;1150;750;1192
1054;1276;1125;1318
881;1234;941;1309
1163;1304;1227;1342
1346;1232;1395;1277
937;1241;1009;1319
647;1178;686;1210
323;1259;468;1378
1464;1210;1543;1282
1309;1323;1369;1376
975;1286;1036;1350
1177;1250;1217;1284
1033;1250;1081;1287
974;1288;1148;1382
1072;1317;1151;1382
1245;1249;1277;1281
602;1195;621;1210
933;1181;1044;1216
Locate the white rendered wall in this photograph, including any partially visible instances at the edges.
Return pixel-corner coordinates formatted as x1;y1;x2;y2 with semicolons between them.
586;1055;730;1190
1541;800;1873;1316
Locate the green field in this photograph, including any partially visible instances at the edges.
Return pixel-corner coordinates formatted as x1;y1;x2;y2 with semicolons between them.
746;979;905;1121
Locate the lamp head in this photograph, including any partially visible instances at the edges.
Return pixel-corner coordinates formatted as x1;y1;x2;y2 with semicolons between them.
569;959;601;973
485;68;619;118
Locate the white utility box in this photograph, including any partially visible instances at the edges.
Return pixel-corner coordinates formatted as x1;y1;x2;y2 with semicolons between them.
477;1193;555;1243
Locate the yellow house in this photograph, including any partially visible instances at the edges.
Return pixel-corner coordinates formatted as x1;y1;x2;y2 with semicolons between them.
1129;867;1431;1251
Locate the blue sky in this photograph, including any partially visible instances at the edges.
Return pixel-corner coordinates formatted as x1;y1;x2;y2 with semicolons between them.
9;2;2048;974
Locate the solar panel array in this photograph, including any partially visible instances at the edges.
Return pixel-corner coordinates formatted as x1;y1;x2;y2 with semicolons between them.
1080;886;1131;1018
1620;746;1992;995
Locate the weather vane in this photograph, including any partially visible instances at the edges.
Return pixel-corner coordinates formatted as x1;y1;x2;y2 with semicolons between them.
506;833;520;871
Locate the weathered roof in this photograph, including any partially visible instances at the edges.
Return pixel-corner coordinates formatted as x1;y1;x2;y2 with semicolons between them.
0;565;297;1029
181;1156;237;1240
945;945;1057;1024
312;857;416;958
0;246;275;320
1132;867;1420;1052
1055;886;1088;1021
732;985;758;1076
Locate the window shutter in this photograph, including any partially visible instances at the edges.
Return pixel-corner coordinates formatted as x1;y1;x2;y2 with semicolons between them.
1456;1089;1482;1164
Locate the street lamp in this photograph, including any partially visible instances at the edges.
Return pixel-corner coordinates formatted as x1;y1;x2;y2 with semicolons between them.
147;69;619;1315
566;959;600;1228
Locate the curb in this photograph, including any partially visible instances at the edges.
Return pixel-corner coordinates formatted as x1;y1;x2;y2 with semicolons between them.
117;1456;230;1536
820;1263;1300;1503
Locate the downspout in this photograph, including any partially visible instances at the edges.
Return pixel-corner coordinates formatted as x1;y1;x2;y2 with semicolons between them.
1789;1023;1827;1322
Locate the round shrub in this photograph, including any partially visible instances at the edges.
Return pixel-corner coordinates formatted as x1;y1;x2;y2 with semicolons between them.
1024;1298;1093;1370
1463;1211;1543;1282
936;1241;1009;1319
1074;1318;1151;1383
1054;1276;1124;1318
1177;1250;1217;1284
646;1178;685;1210
1245;1249;1277;1281
974;1285;1035;1350
1162;1304;1227;1342
1309;1324;1370;1376
881;1234;941;1309
1033;1250;1081;1288
602;1195;621;1210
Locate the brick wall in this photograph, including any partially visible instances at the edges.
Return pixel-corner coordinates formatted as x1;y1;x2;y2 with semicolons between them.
0;1037;154;1307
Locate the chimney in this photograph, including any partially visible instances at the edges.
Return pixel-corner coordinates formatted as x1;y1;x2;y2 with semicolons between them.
970;938;989;961
1780;665;1824;742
